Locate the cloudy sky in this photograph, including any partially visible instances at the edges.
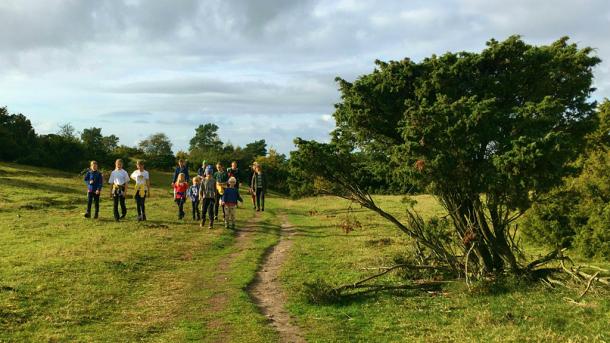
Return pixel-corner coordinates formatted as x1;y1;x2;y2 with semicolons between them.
1;0;609;154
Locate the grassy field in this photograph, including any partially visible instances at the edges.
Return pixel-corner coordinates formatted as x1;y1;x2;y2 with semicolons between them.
1;162;609;342
280;196;610;342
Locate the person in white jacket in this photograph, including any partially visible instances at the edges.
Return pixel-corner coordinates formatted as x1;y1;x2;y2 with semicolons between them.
108;159;130;221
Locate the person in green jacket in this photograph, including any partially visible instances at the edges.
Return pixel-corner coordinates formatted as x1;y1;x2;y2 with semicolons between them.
251;164;267;211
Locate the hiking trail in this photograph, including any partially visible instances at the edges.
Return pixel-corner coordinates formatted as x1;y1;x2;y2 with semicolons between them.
249;213;306;343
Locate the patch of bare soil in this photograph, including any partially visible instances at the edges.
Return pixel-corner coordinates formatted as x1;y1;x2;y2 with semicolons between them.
249;215;306;343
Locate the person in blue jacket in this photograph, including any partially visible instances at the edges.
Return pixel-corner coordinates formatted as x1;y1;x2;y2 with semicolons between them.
83;160;103;219
172;159;190;185
220;177;243;229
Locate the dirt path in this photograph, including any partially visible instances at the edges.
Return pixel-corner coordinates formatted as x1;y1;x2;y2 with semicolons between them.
206;211;262;314
249;214;306;343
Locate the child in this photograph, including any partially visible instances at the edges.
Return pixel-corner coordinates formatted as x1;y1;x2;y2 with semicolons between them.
173;173;188;219
251;164;267;212
199;165;217;229
172;159;190;185
130;160;150;221
213;162;229;220
84;160;103;219
108;159;130;221
187;176;202;221
221;177;243;229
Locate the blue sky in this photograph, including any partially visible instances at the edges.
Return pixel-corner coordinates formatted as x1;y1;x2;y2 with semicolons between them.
1;0;609;154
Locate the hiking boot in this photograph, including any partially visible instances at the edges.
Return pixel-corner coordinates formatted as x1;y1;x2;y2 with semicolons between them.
94;213;98;219
120;213;126;219
84;213;91;218
142;215;146;221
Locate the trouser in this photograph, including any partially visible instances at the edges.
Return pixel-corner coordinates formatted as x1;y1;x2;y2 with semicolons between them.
256;188;265;210
175;198;185;218
86;192;100;216
113;195;127;220
201;198;215;225
192;200;200;220
225;205;236;226
215;192;225;218
135;191;146;219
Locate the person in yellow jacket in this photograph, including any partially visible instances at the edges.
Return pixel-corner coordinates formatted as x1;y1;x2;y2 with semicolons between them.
130;160;151;221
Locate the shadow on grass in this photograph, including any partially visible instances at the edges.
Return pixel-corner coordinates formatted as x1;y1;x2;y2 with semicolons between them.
0;177;82;195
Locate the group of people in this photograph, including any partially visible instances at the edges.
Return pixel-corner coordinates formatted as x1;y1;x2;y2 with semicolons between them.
83;158;267;229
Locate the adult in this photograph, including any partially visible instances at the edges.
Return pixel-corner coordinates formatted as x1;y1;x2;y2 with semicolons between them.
248;162;258;209
197;160;207;177
213;162;229;220
251;163;267;211
172;159;190;185
227;161;240;188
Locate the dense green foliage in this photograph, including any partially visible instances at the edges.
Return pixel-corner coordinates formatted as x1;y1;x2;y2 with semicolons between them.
523;100;610;257
292;36;601;273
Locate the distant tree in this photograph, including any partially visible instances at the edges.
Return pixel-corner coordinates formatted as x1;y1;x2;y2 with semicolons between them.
0;107;38;162
189;123;223;152
244;139;267;158
58;123;77;141
139;133;175;169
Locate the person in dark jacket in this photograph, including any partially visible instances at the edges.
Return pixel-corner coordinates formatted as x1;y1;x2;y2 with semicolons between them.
83;160;103;218
172;159;190;185
199;165;216;229
251;164;267;211
220;177;243;229
213;162;229;220
197;160;207;177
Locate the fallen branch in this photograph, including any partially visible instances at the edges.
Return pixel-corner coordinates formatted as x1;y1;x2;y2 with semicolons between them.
577;271;600;300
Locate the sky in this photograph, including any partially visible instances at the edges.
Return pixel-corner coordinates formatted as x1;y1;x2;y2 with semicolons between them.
1;0;609;154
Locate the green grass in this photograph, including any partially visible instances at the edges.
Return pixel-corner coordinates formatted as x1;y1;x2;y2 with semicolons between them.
0;162;278;342
1;162;609;342
279;196;610;342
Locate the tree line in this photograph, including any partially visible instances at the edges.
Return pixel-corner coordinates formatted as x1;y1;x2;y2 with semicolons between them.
0;109;289;193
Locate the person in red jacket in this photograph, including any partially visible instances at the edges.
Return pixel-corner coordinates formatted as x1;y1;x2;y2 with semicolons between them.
173;173;189;219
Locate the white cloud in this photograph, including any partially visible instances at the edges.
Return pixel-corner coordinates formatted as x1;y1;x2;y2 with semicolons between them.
0;0;609;153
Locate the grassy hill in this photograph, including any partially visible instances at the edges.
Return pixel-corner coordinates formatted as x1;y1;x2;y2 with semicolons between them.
1;162;608;342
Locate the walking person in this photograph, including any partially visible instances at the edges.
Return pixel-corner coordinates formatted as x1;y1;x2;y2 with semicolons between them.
173;173;188;219
188;176;202;221
248;162;257;210
130;160;150;221
213;162;229;220
251;163;267;211
197;160;207;177
84;160;103;219
172;159;190;185
108;159;130;221
227;161;240;189
221;177;243;229
199;165;217;229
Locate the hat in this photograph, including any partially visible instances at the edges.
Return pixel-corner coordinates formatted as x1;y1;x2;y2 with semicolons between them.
205;165;214;175
228;177;237;185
